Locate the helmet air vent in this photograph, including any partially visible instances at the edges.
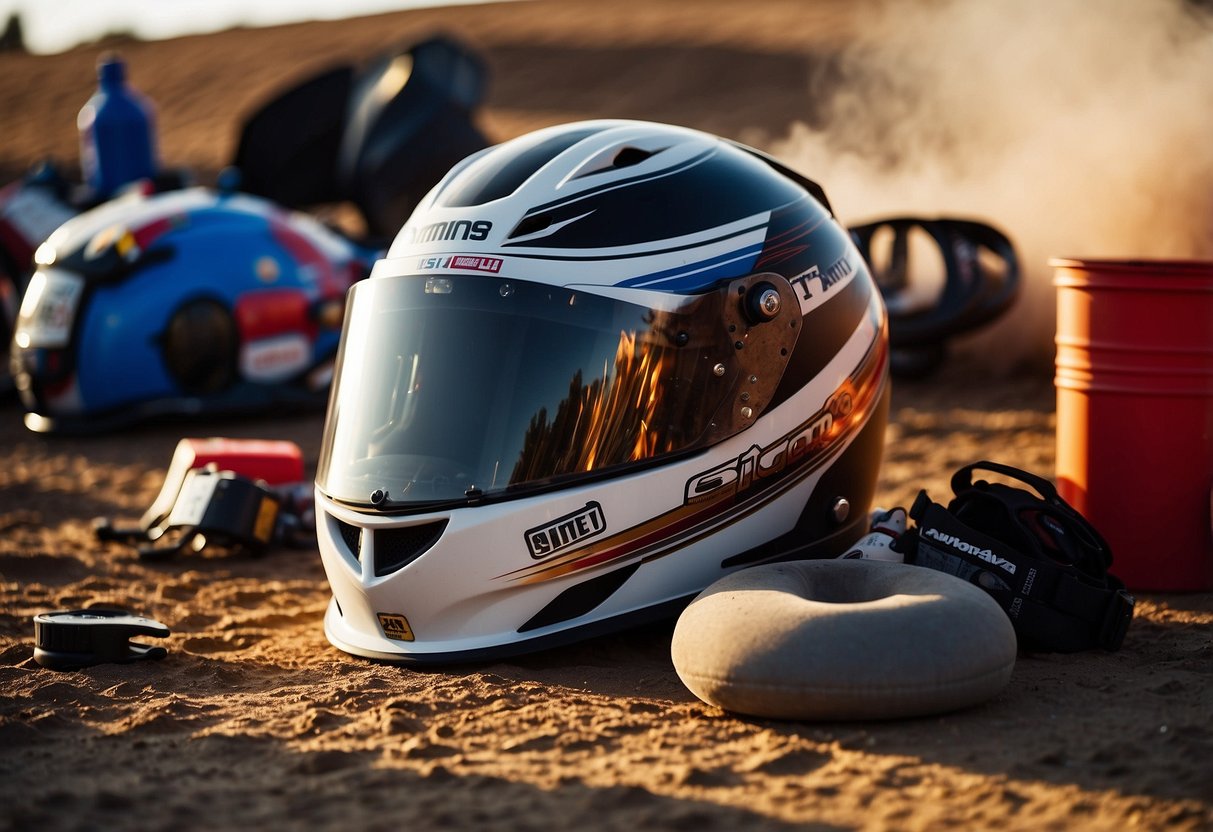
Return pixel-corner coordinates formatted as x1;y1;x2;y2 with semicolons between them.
442;127;599;207
508;213;553;240
335;518;363;561
611;146;658;169
570;145;666;182
373;520;449;577
517;562;641;632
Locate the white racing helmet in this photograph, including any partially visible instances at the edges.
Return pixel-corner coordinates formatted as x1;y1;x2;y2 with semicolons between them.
315;120;890;663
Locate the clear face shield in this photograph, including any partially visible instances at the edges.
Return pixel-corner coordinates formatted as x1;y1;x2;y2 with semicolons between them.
316;271;800;510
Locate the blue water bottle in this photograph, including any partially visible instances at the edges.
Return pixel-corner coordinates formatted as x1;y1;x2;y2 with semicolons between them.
77;53;158;199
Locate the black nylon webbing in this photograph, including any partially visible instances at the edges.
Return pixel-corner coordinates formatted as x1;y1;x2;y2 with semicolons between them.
908;492;1133;652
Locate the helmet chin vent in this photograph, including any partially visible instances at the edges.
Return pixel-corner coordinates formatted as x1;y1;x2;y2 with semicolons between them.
373;520;449;577
335;518;363;561
518;562;641;633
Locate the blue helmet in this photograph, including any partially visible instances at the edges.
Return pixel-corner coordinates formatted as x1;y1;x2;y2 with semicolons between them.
10;187;378;432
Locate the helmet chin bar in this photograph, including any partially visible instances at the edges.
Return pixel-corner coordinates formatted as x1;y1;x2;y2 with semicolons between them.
699;272;802;448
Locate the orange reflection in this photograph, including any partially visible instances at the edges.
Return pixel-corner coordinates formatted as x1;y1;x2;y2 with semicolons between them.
511;327;673;485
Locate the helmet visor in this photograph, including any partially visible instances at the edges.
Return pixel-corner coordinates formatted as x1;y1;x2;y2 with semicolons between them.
316;272;798;509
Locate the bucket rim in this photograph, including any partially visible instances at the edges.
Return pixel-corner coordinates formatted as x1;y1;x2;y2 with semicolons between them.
1049;257;1213;273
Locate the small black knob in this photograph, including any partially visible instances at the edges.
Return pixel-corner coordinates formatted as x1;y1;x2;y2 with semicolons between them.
744;282;782;323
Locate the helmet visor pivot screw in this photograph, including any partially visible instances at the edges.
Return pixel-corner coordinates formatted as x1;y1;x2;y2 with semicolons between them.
744;282;782;323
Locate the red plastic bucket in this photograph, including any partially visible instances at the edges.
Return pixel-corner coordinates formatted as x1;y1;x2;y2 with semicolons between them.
1052;258;1213;591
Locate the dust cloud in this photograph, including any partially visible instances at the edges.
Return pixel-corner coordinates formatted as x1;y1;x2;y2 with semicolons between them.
774;0;1213;370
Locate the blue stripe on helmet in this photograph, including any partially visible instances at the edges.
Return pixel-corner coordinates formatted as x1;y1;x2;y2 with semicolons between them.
616;243;763;292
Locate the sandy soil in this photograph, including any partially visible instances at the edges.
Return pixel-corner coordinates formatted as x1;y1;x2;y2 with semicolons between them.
1;2;1211;830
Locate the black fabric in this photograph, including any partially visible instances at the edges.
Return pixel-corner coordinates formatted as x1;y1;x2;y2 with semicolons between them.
234;65;353;207
904;460;1134;652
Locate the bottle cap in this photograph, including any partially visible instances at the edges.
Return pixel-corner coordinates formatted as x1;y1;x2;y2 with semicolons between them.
97;52;126;84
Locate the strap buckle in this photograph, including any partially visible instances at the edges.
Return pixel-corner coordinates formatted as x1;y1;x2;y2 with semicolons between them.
1099;588;1136;651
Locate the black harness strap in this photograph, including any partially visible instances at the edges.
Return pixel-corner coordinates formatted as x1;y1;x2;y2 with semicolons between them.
905;461;1134;652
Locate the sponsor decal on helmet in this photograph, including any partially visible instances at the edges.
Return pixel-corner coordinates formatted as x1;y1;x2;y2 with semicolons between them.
789;254;856;315
406;219;493;244
240;334;311;383
417;254;504;273
683;388;853;505
525;501;607;559
377;612;415;642
15;269;85;349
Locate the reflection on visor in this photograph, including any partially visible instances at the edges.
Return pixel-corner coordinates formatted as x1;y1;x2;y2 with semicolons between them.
316;272;797;508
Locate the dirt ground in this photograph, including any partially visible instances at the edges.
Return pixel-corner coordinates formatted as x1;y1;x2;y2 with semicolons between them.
1;1;1211;830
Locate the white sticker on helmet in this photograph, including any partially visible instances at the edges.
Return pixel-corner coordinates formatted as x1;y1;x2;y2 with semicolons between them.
788;253;858;315
14;268;85;349
240;333;310;382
